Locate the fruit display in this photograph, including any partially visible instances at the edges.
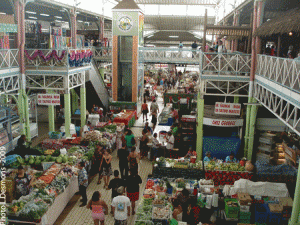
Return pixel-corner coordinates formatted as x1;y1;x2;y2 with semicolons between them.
173;162;189;169
205;161;245;172
152;205;171;220
44;149;55;155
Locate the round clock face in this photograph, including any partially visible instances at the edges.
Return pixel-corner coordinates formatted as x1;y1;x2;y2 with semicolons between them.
118;16;133;31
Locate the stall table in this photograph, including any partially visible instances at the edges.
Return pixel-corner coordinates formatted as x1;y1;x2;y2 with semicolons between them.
41;139;78;150
113;110;137;128
153;165;204;179
8;176;79;225
205;170;253;186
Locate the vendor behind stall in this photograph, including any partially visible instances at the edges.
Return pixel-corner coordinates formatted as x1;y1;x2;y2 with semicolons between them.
15;166;34;200
185;147;197;158
203;152;214;162
225;152;237;163
81;121;92;137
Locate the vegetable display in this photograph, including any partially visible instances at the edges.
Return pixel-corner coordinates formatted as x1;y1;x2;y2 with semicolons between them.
205;162;245;172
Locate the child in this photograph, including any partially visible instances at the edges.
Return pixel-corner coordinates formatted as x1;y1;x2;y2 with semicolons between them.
78;161;88;207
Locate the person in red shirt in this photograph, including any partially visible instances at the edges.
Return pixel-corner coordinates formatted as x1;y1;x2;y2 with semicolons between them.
171;108;179;124
141;99;149;122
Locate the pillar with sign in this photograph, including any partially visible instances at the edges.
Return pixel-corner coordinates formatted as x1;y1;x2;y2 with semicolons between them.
112;0;144;103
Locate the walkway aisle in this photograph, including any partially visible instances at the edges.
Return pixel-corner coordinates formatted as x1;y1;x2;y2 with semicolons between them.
56;91;167;225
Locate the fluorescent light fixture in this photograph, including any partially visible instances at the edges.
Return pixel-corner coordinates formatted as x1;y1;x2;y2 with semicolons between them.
78;20;83;22
28;16;37;20
169;36;179;38
55;16;62;19
40;13;49;16
26;11;36;14
147;35;154;38
0;12;6;15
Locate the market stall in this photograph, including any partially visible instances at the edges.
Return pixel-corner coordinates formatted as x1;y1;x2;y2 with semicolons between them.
153;157;203;179
113;110;137;128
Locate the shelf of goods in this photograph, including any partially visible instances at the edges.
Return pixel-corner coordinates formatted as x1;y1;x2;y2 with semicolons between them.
7;163;79;225
256;132;277;164
204;162;252;186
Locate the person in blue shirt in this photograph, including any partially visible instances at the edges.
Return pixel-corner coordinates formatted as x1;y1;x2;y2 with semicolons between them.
144;122;153;134
226;152;237;163
203;152;213;162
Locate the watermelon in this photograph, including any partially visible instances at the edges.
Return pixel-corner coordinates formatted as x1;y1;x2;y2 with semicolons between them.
62;156;67;163
35;160;41;165
46;155;51;161
29;159;34;165
56;157;62;163
51;157;56;162
40;156;45;161
29;155;34;159
35;156;40;160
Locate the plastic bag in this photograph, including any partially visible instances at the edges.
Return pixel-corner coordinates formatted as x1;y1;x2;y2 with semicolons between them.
206;195;212;209
212;194;218;207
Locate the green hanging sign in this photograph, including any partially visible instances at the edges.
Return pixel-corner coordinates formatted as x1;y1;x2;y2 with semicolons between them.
0;23;18;33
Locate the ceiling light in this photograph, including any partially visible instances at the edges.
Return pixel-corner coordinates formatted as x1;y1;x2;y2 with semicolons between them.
28;16;37;20
78;20;83;22
0;12;6;15
40;14;49;16
147;35;154;38
55;16;62;19
26;11;36;14
41;28;49;31
169;36;179;38
289;32;293;36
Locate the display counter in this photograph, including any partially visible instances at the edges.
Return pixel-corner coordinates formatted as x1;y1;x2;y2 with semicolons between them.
205;170;253;186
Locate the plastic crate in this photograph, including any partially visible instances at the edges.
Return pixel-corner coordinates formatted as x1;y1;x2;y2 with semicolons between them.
239;219;251;224
42;162;54;171
267;208;282;224
240;211;251;220
255;204;268;224
225;198;240;218
4;154;20;166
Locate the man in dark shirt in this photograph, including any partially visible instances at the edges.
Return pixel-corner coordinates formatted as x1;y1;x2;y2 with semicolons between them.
117;143;129;179
108;170;124;214
125;169;142;215
191;41;198;58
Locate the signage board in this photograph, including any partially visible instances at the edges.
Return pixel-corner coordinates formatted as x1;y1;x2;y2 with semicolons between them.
203;118;243;127
37;94;60;106
215;102;241;116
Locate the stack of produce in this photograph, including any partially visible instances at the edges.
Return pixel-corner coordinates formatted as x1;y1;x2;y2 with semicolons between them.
81;130;110;146
152;205;171;222
205;161;246;172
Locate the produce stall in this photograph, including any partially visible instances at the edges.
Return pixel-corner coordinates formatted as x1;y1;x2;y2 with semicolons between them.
153;157;204;179
113;110;137;127
204;161;253;186
158;103;173;126
7;163;79;225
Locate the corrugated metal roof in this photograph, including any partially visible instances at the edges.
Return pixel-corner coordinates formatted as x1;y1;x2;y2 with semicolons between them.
113;0;141;10
135;0;219;5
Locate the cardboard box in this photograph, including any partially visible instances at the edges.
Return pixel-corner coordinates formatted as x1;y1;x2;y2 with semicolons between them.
238;200;250;212
238;193;252;205
273;153;285;159
268;203;283;213
279;197;293;210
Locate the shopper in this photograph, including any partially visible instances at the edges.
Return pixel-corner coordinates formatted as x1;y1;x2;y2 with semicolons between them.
150;99;159;132
141;99;149;122
128;147;139;174
140;129;149;159
108;170;125;214
111;186;131;225
179;41;183;49
78;161;88;207
101;149;112;190
166;131;175;158
92;144;104;184
152;133;161;160
124;129;136;152
177;188;192;222
203;152;215;162
225;152;237;163
87;191;108;225
116;126;125;152
15;166;35;200
172;198;183;221
185;147;197;158
144;122;153;135
171;108;179;124
188;197;201;225
118;142;129;179
191;41;198;58
126;169;142;215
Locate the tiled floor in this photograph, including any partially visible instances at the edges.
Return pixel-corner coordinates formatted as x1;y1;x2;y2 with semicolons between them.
55;91;171;225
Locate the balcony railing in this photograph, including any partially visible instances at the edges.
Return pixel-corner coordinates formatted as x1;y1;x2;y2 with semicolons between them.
25;48;93;71
256;54;300;93
93;47;112;61
139;47;201;64
0;49;19;70
200;52;251;76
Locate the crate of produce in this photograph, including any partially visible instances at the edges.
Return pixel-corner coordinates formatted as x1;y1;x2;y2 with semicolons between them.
239;211;251;220
238;193;252;206
239;201;251;212
152;205;171;225
255;204;268;224
225;198;240;218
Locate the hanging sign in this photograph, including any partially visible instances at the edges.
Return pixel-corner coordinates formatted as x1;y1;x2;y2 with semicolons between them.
203;118;243;127
215;102;241;116
37;94;60;105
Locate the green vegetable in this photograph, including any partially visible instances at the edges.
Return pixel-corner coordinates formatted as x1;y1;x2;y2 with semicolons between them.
56;157;62;163
29;159;34;165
